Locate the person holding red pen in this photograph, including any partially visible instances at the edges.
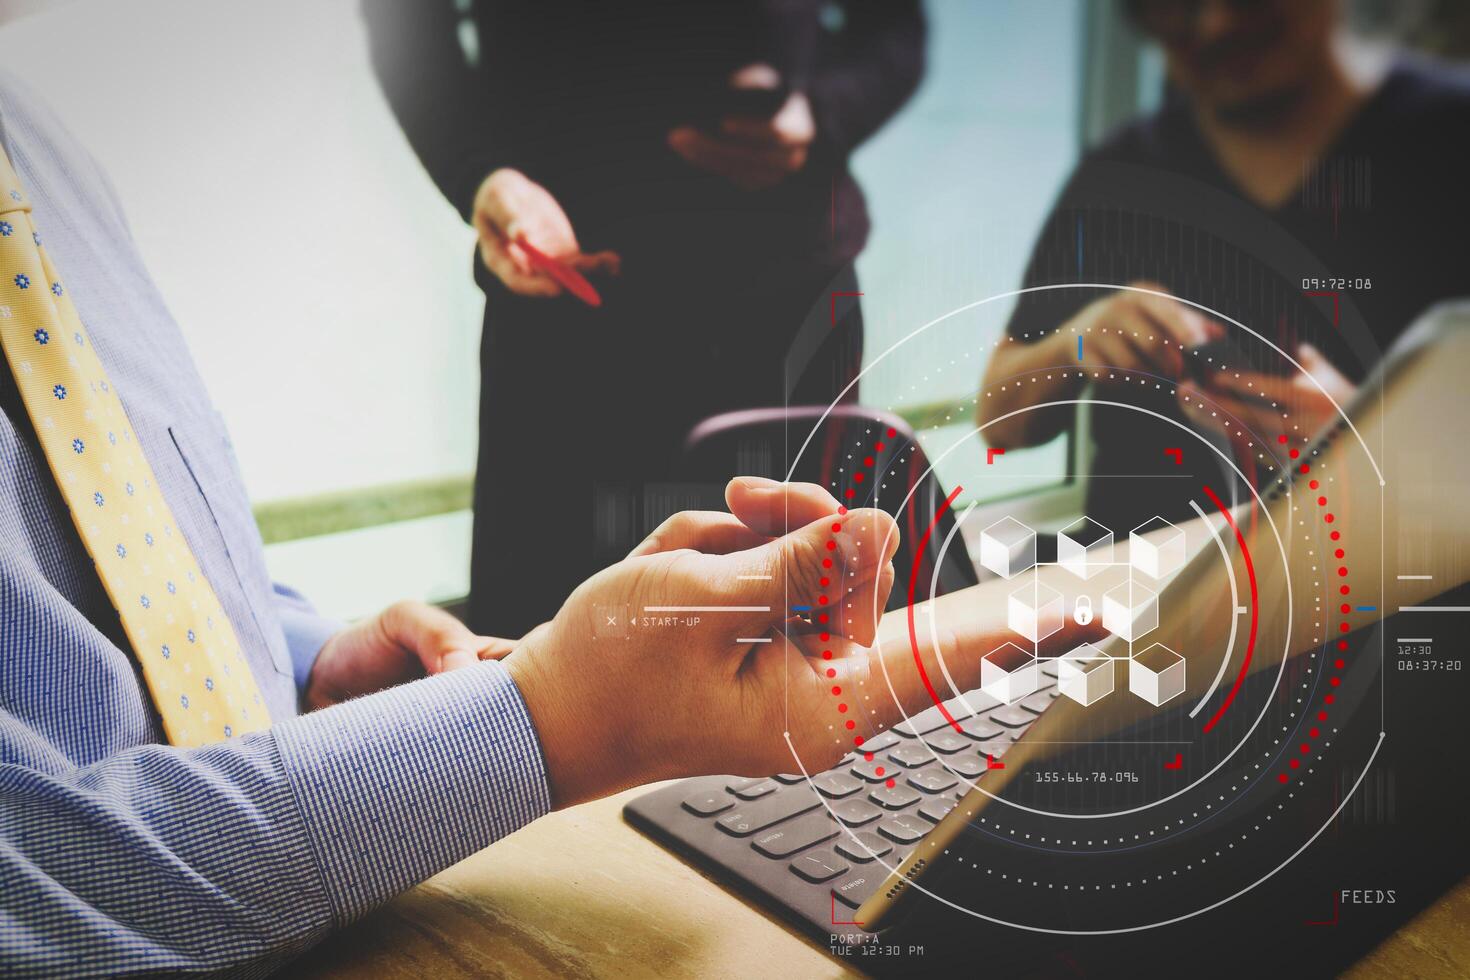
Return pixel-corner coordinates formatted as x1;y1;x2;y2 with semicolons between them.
363;1;925;637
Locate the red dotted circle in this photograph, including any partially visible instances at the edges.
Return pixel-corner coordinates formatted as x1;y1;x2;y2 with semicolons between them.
1277;434;1348;785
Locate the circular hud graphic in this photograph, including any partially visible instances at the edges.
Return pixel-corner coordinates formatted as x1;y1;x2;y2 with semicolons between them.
782;285;1386;934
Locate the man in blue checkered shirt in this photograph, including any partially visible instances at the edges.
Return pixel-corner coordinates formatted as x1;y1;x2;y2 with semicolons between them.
0;72;940;975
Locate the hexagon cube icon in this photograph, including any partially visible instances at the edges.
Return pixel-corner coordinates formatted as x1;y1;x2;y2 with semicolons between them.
1129;643;1186;706
979;516;1036;580
1007;581;1064;643
1057;516;1114;580
1130;516;1185;579
982;642;1039;705
1056;642;1114;706
1102;580;1158;642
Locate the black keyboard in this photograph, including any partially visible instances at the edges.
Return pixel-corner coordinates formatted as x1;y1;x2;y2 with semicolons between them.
623;662;1059;938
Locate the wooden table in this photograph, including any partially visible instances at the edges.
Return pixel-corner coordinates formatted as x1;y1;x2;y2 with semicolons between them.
295;784;1467;979
293;784;858;980
1345;878;1470;979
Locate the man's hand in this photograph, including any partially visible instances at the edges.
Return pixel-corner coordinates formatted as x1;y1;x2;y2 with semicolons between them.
667;64;816;191
1179;342;1356;442
626;477;896;649
1069;281;1214;379
504;477;896;807
471;168;620;297
977;281;1214;451
305;600;515;711
501;476;1080;809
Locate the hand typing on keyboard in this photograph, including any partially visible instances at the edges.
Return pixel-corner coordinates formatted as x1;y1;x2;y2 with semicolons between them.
503;476;1086;809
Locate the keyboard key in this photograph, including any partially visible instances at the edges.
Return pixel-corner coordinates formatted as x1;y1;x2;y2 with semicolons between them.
957;690;1001;714
790;848;849;883
909;769;959;794
732;779;778;800
833;874;882;908
1020;691;1054;715
752;811;839;858
855;731;901;754
924;730;970;754
919;795;958;823
869;783;922;810
681;790;735;817
830;797;883;827
878;813;931;845
850;759;895;783
773;773;805;784
836;830;892;863
717;787;822;837
893;701;973;737
887;743;933;768
944;754;986;778
958;716;1005;741
989;704;1035;728
1040;658;1061;679
726;777;765;794
976;741;1010;763
812;770;864;798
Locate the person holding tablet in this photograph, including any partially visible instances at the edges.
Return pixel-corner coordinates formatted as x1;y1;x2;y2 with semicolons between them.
977;0;1470;533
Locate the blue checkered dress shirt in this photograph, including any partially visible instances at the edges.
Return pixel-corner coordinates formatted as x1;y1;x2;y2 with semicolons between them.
0;73;550;976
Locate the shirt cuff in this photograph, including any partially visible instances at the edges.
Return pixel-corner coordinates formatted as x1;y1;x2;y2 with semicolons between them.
270;583;344;692
273;659;551;924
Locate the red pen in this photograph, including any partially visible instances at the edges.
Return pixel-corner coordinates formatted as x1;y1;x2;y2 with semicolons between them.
515;235;603;308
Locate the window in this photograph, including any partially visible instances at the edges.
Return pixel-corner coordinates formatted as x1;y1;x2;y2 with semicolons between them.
852;0;1085;511
2;0;482;620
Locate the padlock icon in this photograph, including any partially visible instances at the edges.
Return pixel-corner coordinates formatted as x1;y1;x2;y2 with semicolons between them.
1074;595;1094;626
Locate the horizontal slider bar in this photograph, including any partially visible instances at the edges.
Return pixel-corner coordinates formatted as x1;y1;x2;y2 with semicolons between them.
643;605;771;612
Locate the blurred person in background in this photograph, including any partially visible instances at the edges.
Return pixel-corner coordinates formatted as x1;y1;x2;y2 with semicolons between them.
362;1;925;637
977;0;1470;534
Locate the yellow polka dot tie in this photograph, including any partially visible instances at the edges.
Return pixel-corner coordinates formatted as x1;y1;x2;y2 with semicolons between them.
0;146;270;747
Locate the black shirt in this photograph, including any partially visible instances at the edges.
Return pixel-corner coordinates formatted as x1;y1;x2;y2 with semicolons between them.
1004;59;1470;532
362;0;925;284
